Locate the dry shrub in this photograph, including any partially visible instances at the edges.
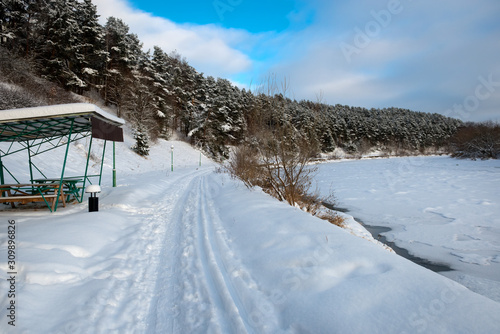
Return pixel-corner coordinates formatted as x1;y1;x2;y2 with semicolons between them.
450;121;500;160
226;145;261;188
226;139;319;205
296;194;323;216
318;211;346;228
256;126;319;206
227;142;347;229
0;46;77;107
0;84;40;109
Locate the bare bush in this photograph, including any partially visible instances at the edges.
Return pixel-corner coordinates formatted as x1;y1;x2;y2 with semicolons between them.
226;145;261;188
226;118;320;206
0;84;41;109
0;46;76;107
257;127;318;206
450;122;500;160
318;211;346;228
227;74;342;223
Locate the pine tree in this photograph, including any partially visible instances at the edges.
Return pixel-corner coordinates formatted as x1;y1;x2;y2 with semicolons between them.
149;46;172;139
36;0;84;88
132;124;150;156
1;0;44;56
74;0;107;91
104;17;143;116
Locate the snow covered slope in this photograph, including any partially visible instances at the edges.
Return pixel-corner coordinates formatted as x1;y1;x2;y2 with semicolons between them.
1;135;500;333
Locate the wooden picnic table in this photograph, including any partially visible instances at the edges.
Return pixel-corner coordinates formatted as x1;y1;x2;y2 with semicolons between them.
0;183;66;211
33;177;84;202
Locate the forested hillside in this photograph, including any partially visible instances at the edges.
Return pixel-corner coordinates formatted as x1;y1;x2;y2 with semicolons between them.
0;0;464;158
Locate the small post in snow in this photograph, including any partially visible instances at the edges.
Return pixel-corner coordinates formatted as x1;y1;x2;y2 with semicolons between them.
113;142;117;187
171;145;174;172
85;185;101;212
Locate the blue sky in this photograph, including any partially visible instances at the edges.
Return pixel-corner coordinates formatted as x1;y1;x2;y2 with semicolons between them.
93;0;500;122
127;0;310;33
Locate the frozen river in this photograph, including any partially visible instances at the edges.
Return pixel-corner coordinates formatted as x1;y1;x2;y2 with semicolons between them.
316;156;500;302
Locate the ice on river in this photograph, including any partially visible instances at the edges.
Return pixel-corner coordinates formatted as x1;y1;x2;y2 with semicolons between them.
316;156;500;302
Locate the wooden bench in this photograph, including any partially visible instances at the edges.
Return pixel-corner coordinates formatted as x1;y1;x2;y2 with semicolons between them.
0;184;66;212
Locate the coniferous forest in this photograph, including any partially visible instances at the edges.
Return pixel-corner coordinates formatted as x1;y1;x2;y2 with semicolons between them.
0;0;482;160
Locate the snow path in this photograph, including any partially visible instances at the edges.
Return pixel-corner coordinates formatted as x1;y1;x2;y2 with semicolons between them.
57;169;210;334
149;172;279;334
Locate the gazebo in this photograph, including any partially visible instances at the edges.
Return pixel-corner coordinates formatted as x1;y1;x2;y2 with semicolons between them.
0;103;125;211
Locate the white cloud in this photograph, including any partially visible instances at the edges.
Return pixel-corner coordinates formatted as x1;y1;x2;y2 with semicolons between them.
92;0;253;78
265;0;500;121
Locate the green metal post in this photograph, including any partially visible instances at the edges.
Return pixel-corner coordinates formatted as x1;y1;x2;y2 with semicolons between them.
199;152;202;167
0;155;4;186
99;140;107;185
113;141;116;187
80;136;93;203
55;119;75;212
27;141;35;192
171;146;174;172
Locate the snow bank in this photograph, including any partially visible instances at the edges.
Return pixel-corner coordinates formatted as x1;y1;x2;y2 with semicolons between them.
210;172;500;333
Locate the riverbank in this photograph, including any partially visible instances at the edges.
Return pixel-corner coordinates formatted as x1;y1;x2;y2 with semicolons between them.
323;202;454;272
316;156;500;302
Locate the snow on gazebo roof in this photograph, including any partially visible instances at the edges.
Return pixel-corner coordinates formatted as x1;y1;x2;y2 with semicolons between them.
0;103;125;142
0;103;125;126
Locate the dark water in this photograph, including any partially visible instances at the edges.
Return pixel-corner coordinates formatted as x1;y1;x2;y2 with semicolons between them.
323;203;453;273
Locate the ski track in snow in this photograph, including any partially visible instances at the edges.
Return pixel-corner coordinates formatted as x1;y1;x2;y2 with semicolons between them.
149;172;280;334
49;169;212;333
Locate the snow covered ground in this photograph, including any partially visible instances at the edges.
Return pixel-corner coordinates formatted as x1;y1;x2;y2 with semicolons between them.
1;135;500;333
316;156;500;303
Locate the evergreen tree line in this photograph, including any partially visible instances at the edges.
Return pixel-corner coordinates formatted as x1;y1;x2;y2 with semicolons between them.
1;0;464;159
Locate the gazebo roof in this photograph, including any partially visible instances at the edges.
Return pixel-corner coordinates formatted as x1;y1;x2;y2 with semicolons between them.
0;103;125;142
